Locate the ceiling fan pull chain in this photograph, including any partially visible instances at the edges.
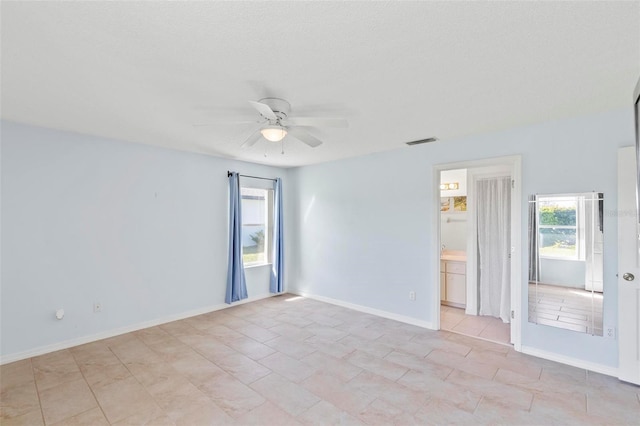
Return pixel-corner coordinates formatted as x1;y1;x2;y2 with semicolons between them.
281;140;285;155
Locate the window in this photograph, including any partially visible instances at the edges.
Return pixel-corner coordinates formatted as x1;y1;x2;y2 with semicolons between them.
538;196;579;260
241;187;273;266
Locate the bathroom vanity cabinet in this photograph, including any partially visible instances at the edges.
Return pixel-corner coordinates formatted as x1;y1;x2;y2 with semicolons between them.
440;258;466;308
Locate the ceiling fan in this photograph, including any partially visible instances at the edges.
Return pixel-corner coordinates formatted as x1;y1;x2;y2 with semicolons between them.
237;97;348;149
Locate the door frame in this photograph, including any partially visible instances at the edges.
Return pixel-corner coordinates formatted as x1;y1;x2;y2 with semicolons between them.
433;155;522;351
618;146;640;384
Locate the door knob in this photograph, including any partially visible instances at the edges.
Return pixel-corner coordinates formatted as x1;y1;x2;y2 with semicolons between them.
623;273;635;281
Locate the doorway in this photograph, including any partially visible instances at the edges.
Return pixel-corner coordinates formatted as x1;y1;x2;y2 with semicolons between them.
433;156;522;349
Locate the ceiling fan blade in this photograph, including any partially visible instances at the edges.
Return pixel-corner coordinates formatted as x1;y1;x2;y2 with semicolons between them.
240;130;263;149
249;101;277;120
285;117;349;128
287;127;323;148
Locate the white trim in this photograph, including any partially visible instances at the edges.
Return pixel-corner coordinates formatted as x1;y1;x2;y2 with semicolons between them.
293;291;615;378
465;168;478;316
521;345;618;378
432;165;442;331
511;159;522;352
446;329;512;348
241;186;274;268
292;291;435;330
244;262;273;270
0;293;277;365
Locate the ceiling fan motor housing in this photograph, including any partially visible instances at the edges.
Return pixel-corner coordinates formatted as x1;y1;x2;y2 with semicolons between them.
259;97;290;122
244;96;342;149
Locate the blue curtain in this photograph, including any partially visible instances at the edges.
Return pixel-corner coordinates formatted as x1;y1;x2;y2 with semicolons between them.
226;172;248;304
270;178;284;294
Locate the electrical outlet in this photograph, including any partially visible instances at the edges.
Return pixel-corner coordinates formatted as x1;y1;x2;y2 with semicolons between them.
93;302;102;313
605;325;615;339
409;291;416;301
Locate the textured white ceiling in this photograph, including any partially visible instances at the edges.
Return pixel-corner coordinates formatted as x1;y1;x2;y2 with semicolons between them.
2;1;639;167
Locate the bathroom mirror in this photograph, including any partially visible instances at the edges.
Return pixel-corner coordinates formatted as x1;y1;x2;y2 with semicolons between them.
528;193;604;335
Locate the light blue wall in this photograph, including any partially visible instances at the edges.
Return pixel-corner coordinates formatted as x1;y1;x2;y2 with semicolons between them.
540;258;586;289
0;121;290;358
289;108;634;368
2;107;633;368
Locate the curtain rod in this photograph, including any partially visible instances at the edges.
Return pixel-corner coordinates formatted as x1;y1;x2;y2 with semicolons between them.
227;171;277;182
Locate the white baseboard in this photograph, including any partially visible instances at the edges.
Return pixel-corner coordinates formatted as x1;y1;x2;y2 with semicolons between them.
521;345;618;378
291;291;435;330
292;291;619;378
5;290;619;381
0;293;276;365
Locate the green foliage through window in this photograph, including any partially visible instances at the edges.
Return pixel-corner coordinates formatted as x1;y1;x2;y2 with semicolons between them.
538;198;578;258
250;230;265;251
539;205;576;226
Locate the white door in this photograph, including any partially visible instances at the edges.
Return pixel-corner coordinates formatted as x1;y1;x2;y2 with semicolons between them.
618;146;640;385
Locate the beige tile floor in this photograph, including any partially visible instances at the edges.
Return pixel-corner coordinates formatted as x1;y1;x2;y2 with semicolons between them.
1;294;639;425
440;305;511;345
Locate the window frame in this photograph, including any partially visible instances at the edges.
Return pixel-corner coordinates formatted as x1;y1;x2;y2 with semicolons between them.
537;195;581;261
240;186;274;268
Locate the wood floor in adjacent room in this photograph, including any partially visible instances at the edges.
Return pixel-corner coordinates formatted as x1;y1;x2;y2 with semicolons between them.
1;294;639;425
528;283;604;336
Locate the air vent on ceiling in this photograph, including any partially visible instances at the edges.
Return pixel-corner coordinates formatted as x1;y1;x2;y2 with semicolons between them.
406;137;438;146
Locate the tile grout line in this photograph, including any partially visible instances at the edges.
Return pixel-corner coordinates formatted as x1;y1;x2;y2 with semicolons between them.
528;393;538;414
525;390;534;412
584;392;589;415
153;341;238;421
29;358;47;426
67;347;110;425
103;337;166;424
471;395;484;416
10;295;639;424
159;324;268;421
168;320;282;391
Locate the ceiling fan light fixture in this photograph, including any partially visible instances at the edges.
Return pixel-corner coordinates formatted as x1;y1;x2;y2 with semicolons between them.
261;125;287;142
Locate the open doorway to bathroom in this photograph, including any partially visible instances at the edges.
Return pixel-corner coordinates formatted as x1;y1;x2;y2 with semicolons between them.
435;157;522;349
